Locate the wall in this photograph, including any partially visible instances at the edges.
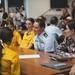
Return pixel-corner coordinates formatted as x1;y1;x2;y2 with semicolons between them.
26;0;50;18
25;0;74;22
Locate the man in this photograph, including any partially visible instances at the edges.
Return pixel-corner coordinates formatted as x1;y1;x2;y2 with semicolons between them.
33;19;58;53
45;16;63;44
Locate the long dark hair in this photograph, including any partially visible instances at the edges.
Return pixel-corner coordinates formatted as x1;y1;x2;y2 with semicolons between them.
71;1;75;8
0;27;13;74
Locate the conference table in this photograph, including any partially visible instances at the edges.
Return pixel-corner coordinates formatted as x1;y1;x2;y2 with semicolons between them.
11;46;75;75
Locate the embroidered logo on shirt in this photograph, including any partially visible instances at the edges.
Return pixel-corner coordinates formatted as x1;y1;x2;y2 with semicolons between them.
26;32;30;36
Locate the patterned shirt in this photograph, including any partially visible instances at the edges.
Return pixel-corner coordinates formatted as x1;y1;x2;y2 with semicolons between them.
55;37;75;55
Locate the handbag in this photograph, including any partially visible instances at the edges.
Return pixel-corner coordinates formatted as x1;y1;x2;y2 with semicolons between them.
49;53;72;62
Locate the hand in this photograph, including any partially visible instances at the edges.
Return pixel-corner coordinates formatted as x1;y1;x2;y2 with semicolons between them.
71;53;75;58
69;64;75;75
34;49;39;54
65;53;72;58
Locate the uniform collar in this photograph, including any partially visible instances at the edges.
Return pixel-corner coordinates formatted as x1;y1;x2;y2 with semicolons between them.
13;29;17;35
37;30;46;38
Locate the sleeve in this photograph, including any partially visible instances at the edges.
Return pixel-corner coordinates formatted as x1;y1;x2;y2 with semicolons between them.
22;11;26;17
11;54;20;75
55;38;68;54
29;33;34;44
44;36;58;52
16;32;22;45
34;36;39;49
60;16;63;20
56;27;62;37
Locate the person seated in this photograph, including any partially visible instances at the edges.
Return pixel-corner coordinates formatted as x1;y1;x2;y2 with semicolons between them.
33;18;58;53
70;1;75;20
60;8;70;20
38;15;48;27
54;20;75;75
20;18;34;49
45;16;64;44
58;8;70;29
1;7;8;27
60;16;73;37
6;22;22;47
53;20;75;59
0;27;20;75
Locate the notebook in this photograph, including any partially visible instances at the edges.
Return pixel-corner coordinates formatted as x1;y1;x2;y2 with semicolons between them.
52;70;70;75
41;62;72;70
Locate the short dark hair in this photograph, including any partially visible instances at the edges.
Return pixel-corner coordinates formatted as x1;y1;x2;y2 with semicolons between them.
50;16;58;24
0;27;13;43
0;27;13;71
38;15;46;21
15;8;19;11
67;20;75;31
35;18;45;28
26;18;34;24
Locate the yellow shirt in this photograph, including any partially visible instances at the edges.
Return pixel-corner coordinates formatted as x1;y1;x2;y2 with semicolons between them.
10;30;22;47
20;30;34;48
1;43;20;75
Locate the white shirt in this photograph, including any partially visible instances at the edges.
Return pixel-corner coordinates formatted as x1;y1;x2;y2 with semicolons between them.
20;10;26;22
45;24;62;38
34;31;58;52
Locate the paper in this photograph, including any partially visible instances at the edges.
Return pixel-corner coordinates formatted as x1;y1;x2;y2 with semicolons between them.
19;54;40;59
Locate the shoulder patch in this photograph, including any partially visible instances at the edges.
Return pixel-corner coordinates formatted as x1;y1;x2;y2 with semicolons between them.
43;33;48;38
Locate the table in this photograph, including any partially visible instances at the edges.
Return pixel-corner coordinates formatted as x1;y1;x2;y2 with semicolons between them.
11;46;75;75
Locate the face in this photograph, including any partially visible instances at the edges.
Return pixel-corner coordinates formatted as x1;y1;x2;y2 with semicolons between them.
63;9;67;15
33;22;44;35
65;25;74;37
20;7;23;12
14;9;17;13
73;2;75;8
25;20;33;31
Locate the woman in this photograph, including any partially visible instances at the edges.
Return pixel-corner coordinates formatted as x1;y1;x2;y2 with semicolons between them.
20;6;27;30
7;21;22;47
60;8;70;20
0;27;20;75
70;1;75;20
58;8;70;29
54;20;75;57
1;7;8;27
20;18;34;49
51;20;75;75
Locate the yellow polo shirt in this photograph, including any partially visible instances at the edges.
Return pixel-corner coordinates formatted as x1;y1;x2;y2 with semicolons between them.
20;30;34;48
10;30;22;47
1;43;20;75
